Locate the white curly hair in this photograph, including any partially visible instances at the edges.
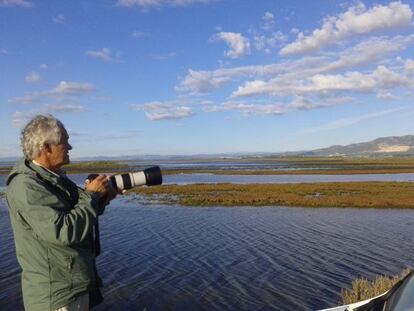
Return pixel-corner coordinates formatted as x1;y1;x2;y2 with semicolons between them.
21;114;65;160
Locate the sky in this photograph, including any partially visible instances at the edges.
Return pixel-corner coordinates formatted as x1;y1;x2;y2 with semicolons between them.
1;0;414;158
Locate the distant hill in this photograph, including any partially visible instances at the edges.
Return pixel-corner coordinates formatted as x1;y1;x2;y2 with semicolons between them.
1;135;414;162
296;135;414;157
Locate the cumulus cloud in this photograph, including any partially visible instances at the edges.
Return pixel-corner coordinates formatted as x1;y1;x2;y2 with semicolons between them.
117;0;214;8
324;35;414;72
233;65;414;98
10;81;95;104
280;1;413;55
131;101;195;120
52;14;65;24
25;72;41;83
85;48;112;62
0;0;32;7
210;32;251;58
177;34;414;95
176;69;233;93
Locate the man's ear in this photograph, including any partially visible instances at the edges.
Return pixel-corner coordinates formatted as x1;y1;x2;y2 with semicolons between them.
42;143;52;153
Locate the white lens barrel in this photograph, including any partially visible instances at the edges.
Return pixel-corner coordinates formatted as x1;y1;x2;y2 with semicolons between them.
130;171;146;187
113;174;125;191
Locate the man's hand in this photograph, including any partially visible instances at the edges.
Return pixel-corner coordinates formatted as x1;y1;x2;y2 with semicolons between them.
85;175;117;204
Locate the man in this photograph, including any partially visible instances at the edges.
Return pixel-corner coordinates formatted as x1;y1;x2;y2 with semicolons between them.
6;114;117;311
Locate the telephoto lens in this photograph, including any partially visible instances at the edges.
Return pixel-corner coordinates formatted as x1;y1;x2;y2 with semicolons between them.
87;166;162;192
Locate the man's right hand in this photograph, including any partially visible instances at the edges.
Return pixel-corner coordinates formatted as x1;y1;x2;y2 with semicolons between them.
85;175;112;196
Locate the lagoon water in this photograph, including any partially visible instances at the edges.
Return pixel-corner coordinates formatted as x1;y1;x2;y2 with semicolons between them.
1;194;414;310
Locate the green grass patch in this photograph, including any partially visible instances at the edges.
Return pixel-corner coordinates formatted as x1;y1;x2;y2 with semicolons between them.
130;182;414;208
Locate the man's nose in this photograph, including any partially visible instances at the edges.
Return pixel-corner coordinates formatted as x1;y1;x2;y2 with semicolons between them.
68;143;72;150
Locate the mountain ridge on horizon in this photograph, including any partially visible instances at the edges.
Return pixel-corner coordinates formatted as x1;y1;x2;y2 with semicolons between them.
1;135;414;162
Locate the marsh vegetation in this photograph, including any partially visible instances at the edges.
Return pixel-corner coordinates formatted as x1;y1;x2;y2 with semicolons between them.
131;182;414;208
341;269;411;304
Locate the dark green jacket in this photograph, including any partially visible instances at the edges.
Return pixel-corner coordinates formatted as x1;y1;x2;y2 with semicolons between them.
6;159;103;311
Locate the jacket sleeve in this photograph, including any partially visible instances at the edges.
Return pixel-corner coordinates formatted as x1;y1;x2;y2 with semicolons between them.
7;174;102;246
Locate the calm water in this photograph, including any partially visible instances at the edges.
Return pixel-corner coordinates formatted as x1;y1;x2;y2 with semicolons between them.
1;195;414;311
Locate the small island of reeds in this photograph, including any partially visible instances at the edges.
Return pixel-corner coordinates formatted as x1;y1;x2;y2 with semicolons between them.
130;182;414;208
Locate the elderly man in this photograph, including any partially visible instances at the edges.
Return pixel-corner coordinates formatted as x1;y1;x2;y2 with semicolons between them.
6;114;117;311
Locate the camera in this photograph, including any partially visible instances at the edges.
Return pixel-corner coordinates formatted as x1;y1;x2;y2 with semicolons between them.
87;166;162;191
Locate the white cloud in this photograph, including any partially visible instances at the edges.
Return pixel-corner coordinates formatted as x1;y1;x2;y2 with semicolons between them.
25;71;41;83
12;103;87;127
131;101;195;120
176;69;232;93
10;81;95;104
85;48;112;62
42;104;88;113
405;59;414;73
376;91;396;100
177;56;330;94
211;32;251;58
52;14;65;24
290;28;300;34
254;31;287;53
203;101;287;116
0;48;7;54
232;64;414;98
324;35;414;72
132;31;149;38
202;95;354;117
280;1;413;55
177;34;414;94
289;95;354;110
0;0;32;7
117;0;214;8
49;81;95;96
12;111;35;127
261;11;275;31
40;63;48;69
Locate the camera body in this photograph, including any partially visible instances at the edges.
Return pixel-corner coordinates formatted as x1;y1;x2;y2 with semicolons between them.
87;166;162;191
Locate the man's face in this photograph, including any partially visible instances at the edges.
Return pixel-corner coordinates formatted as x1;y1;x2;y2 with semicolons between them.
49;128;72;169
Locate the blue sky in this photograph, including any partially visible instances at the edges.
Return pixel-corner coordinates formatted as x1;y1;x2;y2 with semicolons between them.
1;0;414;158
